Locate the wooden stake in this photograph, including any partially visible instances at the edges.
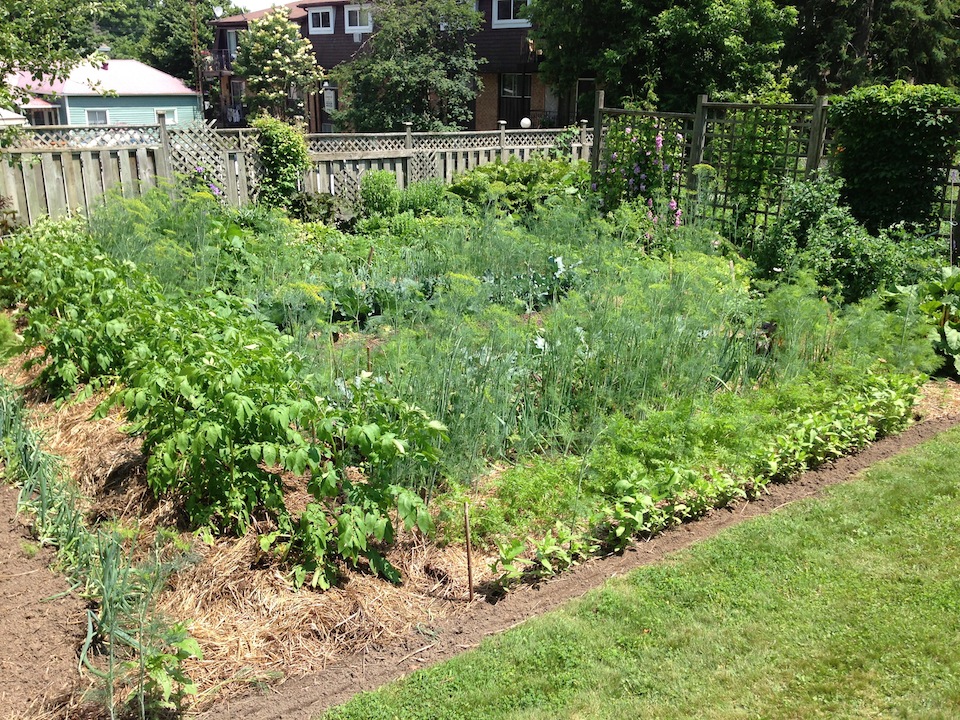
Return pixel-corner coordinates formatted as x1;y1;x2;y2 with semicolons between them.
464;501;474;602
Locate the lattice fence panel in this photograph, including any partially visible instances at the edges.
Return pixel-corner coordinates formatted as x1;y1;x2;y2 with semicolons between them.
409;150;440;184
306;133;407;154
697;103;817;238
19;125;160;148
332;166;362;209
413;132;501;152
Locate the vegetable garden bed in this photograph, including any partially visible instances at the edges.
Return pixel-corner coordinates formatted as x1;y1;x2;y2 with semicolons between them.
0;153;955;717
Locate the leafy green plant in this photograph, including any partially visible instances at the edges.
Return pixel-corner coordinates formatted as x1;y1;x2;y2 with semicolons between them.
449;157;589;214
916;266;960;373
252;114;312;208
830;82;960;233
359;170;402;218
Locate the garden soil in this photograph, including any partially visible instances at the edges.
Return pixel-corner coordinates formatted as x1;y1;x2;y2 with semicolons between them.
0;485;88;720
2;381;959;720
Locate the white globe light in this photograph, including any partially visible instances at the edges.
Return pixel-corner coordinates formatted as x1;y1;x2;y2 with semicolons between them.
520;117;532;129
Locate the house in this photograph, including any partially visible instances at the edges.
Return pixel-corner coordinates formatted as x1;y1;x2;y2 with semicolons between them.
208;0;579;132
8;59;202;127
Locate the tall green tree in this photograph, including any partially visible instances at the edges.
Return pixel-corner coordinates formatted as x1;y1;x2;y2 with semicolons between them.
1;0;99;141
143;0;240;83
782;0;960;96
331;0;484;131
528;0;795;110
232;8;324;120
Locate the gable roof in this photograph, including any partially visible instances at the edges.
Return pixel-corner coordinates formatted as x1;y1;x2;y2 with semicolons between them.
9;59;196;98
213;0;347;26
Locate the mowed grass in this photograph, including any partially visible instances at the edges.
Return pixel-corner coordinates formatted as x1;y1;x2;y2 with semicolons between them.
323;427;960;720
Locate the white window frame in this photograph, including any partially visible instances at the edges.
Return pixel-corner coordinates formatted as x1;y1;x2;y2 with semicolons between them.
344;4;373;33
308;7;335;34
492;0;530;28
86;109;109;125
155;109;178;125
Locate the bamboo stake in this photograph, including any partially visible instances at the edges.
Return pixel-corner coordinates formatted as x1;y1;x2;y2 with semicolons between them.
464;502;474;602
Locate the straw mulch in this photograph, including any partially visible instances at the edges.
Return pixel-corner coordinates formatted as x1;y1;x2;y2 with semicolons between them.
1;347;490;710
161;533;481;706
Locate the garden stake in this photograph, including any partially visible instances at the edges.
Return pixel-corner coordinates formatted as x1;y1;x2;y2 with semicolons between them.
464;502;474;602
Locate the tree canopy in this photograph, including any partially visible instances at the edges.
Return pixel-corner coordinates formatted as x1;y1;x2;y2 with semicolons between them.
80;0;240;84
1;0;99;141
331;0;484;132
232;8;324;121
528;0;960;106
528;0;796;110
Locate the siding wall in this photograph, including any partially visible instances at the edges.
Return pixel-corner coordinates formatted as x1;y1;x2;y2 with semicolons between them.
66;95;201;127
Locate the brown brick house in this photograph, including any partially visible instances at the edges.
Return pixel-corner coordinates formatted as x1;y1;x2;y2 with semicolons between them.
208;0;582;131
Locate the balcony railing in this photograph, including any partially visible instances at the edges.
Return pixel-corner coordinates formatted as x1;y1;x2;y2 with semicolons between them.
202;50;236;76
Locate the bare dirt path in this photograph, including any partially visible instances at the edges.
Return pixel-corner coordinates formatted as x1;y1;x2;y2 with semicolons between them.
204;412;960;720
0;485;87;720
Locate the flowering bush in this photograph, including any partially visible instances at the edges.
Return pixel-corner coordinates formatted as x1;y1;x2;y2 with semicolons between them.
595;115;686;246
179;165;224;200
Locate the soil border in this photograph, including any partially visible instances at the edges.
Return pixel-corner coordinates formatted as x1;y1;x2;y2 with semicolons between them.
203;413;960;720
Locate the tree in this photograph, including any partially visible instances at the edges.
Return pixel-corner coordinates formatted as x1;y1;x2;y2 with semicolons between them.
331;0;484;132
0;0;99;142
232;8;324;121
528;0;795;111
143;0;240;83
780;0;960;97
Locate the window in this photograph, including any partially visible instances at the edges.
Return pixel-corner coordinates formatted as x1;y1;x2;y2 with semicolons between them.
492;0;530;28
226;29;239;58
345;4;372;32
155;109;178;125
500;73;531;99
308;7;335;34
86;109;108;125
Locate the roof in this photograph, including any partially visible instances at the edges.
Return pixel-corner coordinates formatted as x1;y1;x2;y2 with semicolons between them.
20;96;56;109
8;59;196;98
213;0;347;25
0;107;27;127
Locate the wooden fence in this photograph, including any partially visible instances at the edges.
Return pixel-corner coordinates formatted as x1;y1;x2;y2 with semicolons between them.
0;117;592;223
5;98;958;243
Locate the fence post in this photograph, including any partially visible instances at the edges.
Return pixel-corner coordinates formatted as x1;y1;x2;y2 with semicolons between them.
404;121;413;150
590;89;605;181
686;94;708;190
156;111;173;182
498;120;507;162
579;119;588;162
805;95;829;178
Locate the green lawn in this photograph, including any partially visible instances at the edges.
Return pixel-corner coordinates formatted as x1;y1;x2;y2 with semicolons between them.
324;427;960;720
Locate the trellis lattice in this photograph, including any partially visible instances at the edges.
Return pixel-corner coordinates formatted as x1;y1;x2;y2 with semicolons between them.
307;134;407;155
20;125;160;148
332;166;362;208
409;150;440;184
697;103;820;236
413;132;501;152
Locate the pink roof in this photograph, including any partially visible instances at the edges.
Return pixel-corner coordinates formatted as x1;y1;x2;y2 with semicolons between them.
20;96;56;109
9;59;196;98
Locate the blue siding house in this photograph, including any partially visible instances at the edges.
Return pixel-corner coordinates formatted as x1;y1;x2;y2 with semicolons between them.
10;59;201;127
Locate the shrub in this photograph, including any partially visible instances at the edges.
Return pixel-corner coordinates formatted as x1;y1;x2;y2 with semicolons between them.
251;114;312;208
755;176;943;304
830;82;960;233
359;170;401;218
399;179;454;217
